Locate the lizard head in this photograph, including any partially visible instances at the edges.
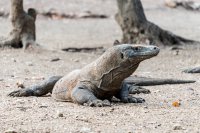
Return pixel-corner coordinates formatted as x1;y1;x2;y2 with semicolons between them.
93;44;160;88
118;44;159;63
88;44;159;88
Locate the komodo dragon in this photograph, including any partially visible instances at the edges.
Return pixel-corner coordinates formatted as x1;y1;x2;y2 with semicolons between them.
8;44;195;107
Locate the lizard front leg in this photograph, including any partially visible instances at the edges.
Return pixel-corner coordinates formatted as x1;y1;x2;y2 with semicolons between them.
8;76;62;97
116;82;145;103
71;83;111;107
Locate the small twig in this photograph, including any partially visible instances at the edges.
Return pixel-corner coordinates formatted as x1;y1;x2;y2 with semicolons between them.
62;47;105;53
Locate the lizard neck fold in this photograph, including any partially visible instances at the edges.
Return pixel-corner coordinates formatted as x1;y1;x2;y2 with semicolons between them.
81;47;140;89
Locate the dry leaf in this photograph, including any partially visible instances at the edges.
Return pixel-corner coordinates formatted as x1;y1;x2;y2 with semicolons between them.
172;101;181;107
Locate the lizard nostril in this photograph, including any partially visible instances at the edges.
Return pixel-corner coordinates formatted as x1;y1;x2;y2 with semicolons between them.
153;47;157;50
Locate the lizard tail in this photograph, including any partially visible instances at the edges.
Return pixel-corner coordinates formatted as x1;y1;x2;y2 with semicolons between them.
125;76;195;86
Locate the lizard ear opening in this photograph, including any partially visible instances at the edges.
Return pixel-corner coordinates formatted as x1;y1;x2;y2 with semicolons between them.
120;53;124;59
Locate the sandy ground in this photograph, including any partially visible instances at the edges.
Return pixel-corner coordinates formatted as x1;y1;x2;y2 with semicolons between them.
0;0;200;133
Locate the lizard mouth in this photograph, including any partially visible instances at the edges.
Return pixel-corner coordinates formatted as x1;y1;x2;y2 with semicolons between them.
129;48;159;61
140;50;159;57
132;49;159;57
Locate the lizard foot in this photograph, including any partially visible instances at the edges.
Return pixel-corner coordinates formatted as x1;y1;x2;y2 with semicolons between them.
84;99;111;107
121;96;145;103
129;86;150;94
8;89;32;97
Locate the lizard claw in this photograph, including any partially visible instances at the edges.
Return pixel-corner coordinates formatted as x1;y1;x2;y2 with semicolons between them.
122;96;145;103
129;86;151;94
84;99;111;107
8;89;29;97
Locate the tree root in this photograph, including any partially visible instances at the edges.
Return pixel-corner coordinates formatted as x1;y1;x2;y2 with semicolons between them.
0;0;38;50
116;0;198;46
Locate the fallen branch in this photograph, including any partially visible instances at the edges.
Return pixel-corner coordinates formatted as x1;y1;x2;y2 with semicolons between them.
0;10;9;17
62;47;105;53
165;0;200;11
40;10;108;20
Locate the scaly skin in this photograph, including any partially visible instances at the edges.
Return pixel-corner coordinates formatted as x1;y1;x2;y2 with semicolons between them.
9;44;159;107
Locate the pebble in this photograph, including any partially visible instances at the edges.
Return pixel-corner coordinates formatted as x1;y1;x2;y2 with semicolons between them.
73;59;79;62
57;111;64;117
11;58;16;62
16;99;25;104
165;0;177;8
31;77;45;80
17;107;28;112
26;62;33;66
173;125;184;130
153;90;160;93
16;81;24;88
39;105;48;108
175;50;179;55
79;127;91;133
51;58;60;62
109;107;114;112
112;123;117;126
155;124;161;128
143;106;148;109
4;129;17;133
187;88;194;91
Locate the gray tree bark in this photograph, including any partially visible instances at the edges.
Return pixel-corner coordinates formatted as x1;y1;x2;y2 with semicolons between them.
0;0;37;49
116;0;197;45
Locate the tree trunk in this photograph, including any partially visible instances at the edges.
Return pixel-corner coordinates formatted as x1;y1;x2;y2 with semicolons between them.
115;0;197;45
0;0;37;49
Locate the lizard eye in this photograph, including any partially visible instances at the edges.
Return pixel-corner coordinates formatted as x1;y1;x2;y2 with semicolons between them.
120;53;124;59
134;47;139;51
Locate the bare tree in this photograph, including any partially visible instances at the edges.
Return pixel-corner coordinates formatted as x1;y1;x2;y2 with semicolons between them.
0;0;37;49
115;0;197;45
